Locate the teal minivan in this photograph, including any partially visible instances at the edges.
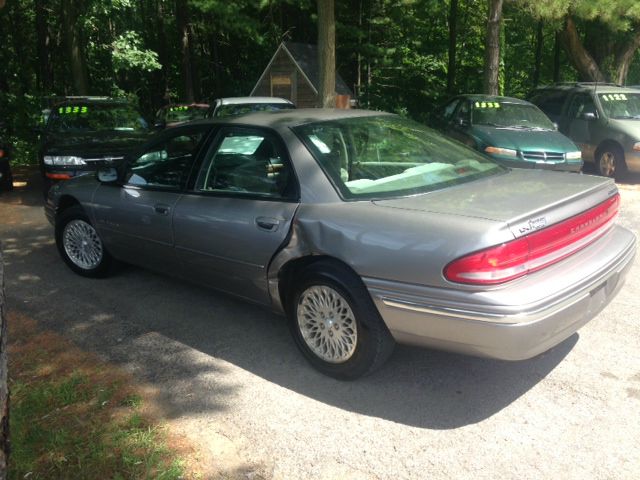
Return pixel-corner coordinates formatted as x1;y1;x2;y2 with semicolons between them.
432;95;583;172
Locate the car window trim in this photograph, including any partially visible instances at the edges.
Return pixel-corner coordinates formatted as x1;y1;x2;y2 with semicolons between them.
188;124;301;202
121;123;215;193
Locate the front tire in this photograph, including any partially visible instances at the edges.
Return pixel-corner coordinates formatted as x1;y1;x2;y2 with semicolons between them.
596;145;626;179
55;205;113;278
289;261;395;380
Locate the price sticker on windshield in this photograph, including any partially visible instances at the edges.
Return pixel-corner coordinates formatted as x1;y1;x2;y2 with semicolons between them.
474;101;501;108
58;105;89;114
602;94;627;101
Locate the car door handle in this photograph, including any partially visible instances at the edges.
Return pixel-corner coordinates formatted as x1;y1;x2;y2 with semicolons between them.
255;216;280;232
154;203;170;215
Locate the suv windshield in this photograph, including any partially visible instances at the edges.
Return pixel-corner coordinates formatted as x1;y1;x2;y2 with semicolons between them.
598;93;640;119
472;101;555;130
47;103;148;133
294;115;504;199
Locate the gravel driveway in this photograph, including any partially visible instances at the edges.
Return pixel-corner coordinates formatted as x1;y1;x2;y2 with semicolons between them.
1;168;639;479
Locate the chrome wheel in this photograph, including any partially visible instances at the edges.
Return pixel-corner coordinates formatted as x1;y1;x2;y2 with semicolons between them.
296;285;358;364
598;151;616;177
63;219;103;270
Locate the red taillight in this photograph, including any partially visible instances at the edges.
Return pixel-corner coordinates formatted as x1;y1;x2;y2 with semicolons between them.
444;194;620;285
0;149;5;158
45;173;73;180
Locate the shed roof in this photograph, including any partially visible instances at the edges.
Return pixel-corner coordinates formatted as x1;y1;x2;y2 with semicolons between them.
251;42;353;97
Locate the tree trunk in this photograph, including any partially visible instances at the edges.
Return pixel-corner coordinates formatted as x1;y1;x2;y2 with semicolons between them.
0;251;9;480
61;0;89;95
35;0;54;92
483;0;503;95
553;31;561;83
532;20;543;88
614;30;640;85
559;16;606;82
447;0;458;94
317;0;336;108
176;0;195;103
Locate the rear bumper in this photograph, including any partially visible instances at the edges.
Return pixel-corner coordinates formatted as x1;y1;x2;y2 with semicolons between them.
365;224;636;360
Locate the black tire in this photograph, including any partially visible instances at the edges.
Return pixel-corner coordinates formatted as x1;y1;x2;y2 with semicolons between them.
596;144;626;179
55;205;113;278
288;260;395;380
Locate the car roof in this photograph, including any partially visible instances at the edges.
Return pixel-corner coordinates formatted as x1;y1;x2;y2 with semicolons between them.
217;96;294;106
458;94;532;105
52;97;132;108
188;108;393;129
532;84;640;95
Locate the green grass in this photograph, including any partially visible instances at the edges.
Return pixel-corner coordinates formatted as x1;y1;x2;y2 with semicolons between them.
7;316;189;480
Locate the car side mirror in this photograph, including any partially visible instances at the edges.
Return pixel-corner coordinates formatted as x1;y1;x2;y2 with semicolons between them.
552;122;559;130
456;117;469;128
97;167;119;184
580;112;597;121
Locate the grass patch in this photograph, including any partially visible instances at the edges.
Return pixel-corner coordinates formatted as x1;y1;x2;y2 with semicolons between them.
7;313;195;480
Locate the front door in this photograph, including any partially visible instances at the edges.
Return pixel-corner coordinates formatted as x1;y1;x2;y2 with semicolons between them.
93;125;211;274
173;127;300;305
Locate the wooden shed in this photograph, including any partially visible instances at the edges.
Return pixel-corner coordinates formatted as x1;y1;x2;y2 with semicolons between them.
250;42;353;108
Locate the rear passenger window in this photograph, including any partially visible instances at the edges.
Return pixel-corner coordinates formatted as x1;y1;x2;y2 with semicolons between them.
531;91;567;120
196;128;296;199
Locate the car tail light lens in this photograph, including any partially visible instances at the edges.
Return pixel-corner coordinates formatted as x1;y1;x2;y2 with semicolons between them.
0;149;4;158
444;194;620;285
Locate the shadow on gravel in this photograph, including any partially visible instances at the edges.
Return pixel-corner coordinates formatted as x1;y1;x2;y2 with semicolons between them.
1;179;579;430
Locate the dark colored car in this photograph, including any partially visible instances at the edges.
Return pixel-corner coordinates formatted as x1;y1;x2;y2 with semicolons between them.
154;103;210;129
38;97;152;195
529;83;640;178
0;138;13;193
45;109;635;379
432;95;583;172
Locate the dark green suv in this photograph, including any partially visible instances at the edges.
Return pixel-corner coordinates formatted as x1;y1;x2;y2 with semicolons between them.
431;95;583;172
529;84;640;178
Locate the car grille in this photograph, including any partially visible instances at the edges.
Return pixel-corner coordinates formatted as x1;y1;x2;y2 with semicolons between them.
521;151;565;162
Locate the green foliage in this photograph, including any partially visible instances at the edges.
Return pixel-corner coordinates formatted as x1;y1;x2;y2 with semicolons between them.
112;32;162;73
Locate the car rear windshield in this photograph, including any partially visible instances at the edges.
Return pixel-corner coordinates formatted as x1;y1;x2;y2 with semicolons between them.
215;102;294;118
598;92;640;119
165;105;208;123
47;103;148;133
472;101;555;130
294;115;504;200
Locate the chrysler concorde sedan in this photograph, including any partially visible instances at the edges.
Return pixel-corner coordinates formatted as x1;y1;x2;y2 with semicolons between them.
432;95;583;172
44;109;636;379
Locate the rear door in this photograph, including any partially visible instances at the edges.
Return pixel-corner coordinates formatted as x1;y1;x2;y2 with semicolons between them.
173;127;300;305
565;93;598;161
93;125;211;274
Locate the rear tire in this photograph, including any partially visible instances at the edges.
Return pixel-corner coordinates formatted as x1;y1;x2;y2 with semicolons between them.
288;261;395;380
596;145;626;179
55;205;113;278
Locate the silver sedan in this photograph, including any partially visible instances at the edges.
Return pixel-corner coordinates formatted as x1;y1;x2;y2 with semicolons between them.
45;109;636;379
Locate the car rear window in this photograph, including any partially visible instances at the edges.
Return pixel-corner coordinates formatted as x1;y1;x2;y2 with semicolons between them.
294;115;504;200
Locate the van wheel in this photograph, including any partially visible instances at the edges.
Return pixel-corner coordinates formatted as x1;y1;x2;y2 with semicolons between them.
288;261;395;380
596;145;626;179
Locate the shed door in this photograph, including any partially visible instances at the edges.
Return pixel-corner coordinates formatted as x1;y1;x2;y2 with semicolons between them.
271;73;295;102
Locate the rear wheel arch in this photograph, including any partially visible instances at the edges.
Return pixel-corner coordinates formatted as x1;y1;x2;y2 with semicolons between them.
277;256;366;314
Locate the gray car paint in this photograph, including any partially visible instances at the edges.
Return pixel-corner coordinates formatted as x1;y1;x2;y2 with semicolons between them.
46;109;636;362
